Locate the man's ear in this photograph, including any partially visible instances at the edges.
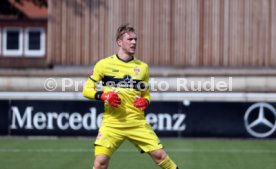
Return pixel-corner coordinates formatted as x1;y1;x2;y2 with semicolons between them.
117;39;122;46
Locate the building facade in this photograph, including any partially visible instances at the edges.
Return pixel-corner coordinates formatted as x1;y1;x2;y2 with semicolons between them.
1;0;276;68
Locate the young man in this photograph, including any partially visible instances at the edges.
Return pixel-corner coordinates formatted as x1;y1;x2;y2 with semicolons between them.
83;24;179;169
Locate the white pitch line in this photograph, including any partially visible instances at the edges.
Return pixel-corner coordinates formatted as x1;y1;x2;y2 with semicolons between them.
0;148;276;154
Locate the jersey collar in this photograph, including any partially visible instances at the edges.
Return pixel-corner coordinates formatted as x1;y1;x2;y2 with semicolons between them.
116;54;134;63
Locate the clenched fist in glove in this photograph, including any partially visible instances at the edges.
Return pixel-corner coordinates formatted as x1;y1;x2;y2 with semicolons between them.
101;91;121;108
133;97;149;111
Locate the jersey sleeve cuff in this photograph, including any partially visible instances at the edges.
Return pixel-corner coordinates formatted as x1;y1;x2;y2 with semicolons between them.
89;77;98;83
95;91;103;100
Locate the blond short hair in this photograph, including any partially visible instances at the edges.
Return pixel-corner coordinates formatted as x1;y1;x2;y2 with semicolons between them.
116;24;135;41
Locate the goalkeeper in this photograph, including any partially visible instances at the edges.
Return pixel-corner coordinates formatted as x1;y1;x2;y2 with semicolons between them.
83;24;179;169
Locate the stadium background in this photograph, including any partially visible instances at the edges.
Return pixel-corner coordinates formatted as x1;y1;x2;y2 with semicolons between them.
0;0;276;169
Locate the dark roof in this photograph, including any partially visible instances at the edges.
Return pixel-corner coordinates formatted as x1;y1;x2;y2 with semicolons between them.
8;0;48;19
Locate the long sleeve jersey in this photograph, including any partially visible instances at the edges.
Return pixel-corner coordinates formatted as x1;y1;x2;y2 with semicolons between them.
83;54;150;127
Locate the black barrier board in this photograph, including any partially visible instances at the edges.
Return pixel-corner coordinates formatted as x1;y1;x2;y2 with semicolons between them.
182;102;276;138
9;100;104;136
0;100;9;135
5;100;276;138
145;101;183;137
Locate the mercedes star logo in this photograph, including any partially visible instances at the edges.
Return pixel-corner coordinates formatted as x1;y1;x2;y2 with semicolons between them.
123;74;132;82
244;103;276;138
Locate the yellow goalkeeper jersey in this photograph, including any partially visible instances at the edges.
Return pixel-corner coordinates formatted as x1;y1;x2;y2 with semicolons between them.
83;54;150;127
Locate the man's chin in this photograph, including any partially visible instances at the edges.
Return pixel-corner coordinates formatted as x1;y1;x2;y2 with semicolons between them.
128;51;136;55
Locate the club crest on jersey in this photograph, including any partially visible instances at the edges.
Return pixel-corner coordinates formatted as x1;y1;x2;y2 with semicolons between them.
134;67;140;75
97;133;103;139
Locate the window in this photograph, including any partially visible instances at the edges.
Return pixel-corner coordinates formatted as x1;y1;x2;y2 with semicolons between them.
3;27;23;56
24;28;45;57
1;27;45;57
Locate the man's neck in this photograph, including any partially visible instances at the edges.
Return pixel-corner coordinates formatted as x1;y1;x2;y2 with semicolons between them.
117;50;133;61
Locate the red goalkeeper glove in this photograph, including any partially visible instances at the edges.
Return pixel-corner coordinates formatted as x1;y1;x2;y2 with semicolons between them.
100;91;121;108
133;97;149;111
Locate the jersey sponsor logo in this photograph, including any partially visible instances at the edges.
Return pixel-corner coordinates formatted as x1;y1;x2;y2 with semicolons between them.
102;75;147;90
123;74;132;82
244;103;276;138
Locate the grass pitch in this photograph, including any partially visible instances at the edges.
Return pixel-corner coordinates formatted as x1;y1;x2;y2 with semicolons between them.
0;137;275;169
